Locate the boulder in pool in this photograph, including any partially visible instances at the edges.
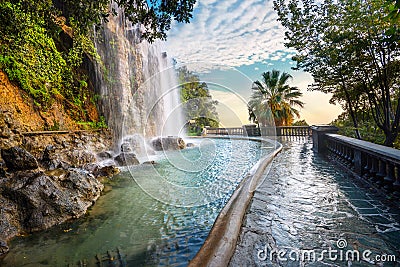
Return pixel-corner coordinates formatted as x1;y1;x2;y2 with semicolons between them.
151;137;186;151
114;153;139;166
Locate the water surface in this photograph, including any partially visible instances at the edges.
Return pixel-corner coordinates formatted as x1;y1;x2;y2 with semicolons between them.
1;138;271;266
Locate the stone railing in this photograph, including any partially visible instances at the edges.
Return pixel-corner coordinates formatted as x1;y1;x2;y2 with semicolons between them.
205;127;244;136
205;126;311;137
326;134;400;191
274;126;311;136
311;125;400;193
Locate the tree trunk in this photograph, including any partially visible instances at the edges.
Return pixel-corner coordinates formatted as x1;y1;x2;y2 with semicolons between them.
383;131;398;147
344;95;362;139
341;80;362;140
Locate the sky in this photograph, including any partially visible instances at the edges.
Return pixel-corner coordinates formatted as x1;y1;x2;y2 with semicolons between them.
165;0;343;127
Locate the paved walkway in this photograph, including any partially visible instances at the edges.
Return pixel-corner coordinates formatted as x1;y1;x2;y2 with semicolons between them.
230;138;400;267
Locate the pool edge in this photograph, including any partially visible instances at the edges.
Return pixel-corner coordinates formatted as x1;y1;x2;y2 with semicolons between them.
187;137;283;267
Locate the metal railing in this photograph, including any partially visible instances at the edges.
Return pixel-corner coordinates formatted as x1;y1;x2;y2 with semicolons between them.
325;134;400;191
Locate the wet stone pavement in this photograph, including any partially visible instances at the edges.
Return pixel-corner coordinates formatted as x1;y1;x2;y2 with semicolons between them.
230;138;400;267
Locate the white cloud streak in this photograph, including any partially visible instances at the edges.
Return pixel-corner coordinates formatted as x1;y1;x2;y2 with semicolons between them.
166;0;292;69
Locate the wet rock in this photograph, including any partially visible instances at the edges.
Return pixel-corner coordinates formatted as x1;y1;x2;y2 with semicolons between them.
97;151;113;160
1;168;103;232
151;137;186;151
186;143;195;148
0;111;22;150
1;146;38;171
0;240;9;256
0;168;6;178
40;146;96;169
121;142;133;153
92;165;120;178
142;160;157;165
0;197;18;247
114;153;139;166
41;145;59;170
0;160;6;177
65;150;96;167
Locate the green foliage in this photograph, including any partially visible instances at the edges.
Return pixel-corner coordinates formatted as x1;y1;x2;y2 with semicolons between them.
116;0;196;42
292;120;308;126
274;0;400;147
53;0;110;34
178;66;219;130
55;0;196;42
0;1;100;119
77;116;108;130
44;120;61;131
0;2;66;107
331;113;400;149
248;70;304;127
387;0;400;21
0;0;196;130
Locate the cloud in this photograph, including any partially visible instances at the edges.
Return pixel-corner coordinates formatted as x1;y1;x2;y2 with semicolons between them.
166;0;292;71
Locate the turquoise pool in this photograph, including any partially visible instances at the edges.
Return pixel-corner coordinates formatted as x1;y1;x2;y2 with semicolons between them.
0;138;272;266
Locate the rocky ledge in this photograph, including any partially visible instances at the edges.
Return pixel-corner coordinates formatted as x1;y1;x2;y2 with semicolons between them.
0;130;119;257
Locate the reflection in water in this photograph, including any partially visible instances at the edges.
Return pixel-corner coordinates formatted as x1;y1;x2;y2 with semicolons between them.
1;138;271;267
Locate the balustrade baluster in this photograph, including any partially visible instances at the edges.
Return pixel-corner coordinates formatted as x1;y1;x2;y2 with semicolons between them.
339;144;346;162
376;159;386;186
343;146;349;164
348;147;354;169
349;148;354;168
327;140;333;153
369;157;379;182
363;154;372;179
384;162;395;188
394;166;400;190
333;142;339;159
328;140;335;160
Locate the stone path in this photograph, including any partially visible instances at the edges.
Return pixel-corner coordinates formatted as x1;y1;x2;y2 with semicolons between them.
230;138;400;267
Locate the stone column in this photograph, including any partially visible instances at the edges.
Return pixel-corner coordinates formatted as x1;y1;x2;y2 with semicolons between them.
311;125;339;153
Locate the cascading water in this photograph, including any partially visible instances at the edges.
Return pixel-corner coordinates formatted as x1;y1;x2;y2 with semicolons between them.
91;2;185;156
140;42;185;138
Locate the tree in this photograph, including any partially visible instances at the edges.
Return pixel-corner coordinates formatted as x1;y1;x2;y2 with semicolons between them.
388;0;400;21
248;70;304;127
54;0;196;42
274;0;400;146
178;67;219;132
292;119;308;126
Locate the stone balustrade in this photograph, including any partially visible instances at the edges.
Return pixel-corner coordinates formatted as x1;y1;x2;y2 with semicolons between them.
325;134;400;192
274;126;312;136
205;127;244;135
311;125;400;194
204;126;311;137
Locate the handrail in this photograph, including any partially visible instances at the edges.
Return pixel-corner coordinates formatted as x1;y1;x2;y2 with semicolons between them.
188;137;283;266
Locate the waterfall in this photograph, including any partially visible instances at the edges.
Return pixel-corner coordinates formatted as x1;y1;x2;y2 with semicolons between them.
91;3;185;154
140;43;185;137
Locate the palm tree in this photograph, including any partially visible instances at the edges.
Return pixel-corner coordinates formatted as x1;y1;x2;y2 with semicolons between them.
248;70;304;126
